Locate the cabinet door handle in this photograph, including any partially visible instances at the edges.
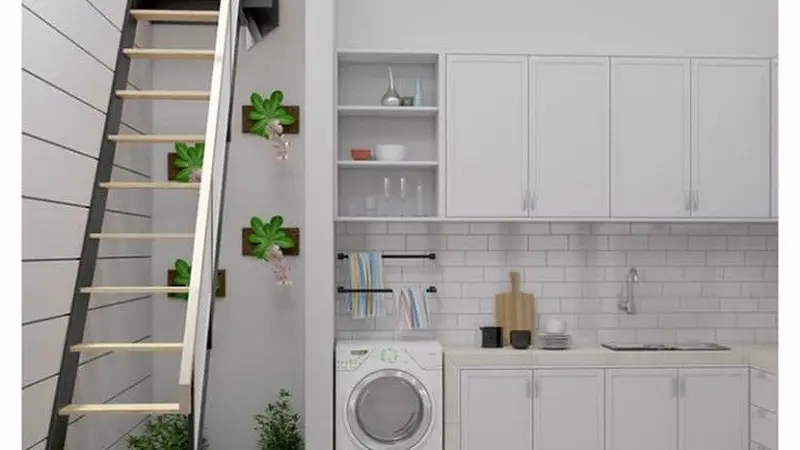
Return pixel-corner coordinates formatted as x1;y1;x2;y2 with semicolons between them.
526;379;532;398
530;189;537;212
685;191;692;212
522;190;529;212
533;380;539;399
692;190;699;211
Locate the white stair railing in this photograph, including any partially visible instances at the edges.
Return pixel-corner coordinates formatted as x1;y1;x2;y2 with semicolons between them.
177;0;240;446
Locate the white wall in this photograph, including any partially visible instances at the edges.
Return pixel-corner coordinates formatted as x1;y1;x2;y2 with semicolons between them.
149;1;306;447
21;0;155;449
336;0;777;58
335;222;778;346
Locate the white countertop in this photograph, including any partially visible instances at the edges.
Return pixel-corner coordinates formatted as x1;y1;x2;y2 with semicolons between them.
444;344;778;373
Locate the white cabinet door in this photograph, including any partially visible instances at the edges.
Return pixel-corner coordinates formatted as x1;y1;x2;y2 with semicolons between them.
460;369;532;450
771;59;778;217
446;55;529;217
691;59;771;218
529;57;609;217
679;368;748;450
610;58;691;217
533;369;604;450
606;369;678;450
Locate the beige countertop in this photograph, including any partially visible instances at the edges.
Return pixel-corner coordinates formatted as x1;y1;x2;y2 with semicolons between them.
444;344;778;373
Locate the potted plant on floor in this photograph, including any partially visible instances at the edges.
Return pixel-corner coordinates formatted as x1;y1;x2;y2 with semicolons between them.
254;389;303;450
126;415;207;449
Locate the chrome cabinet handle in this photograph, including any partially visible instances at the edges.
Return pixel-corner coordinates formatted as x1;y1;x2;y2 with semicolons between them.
522;190;529;212
692;190;699;211
526;379;532;398
530;189;537;212
533;380;539;399
685;191;692;212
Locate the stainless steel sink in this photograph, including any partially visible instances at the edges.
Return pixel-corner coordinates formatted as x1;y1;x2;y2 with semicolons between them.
601;342;731;351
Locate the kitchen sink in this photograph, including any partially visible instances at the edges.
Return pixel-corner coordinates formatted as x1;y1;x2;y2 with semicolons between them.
601;343;731;351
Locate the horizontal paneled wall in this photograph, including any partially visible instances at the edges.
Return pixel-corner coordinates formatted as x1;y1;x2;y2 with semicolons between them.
335;222;778;346
21;1;154;448
337;0;777;57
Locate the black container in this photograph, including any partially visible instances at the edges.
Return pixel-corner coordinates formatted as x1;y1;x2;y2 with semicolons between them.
480;326;503;348
510;330;532;350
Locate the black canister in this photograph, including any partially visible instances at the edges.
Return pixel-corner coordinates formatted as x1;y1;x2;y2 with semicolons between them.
510;330;532;350
480;326;503;348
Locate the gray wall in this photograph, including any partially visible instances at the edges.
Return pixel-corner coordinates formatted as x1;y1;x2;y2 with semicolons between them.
149;1;306;448
21;0;156;448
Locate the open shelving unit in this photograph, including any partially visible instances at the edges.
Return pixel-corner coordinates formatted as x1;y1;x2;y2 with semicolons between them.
335;49;444;221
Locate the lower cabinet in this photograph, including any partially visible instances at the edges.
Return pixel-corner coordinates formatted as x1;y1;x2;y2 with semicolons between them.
459;367;749;450
460;368;604;450
606;368;748;450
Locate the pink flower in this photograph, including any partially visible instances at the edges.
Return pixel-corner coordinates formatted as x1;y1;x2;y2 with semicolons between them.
265;244;291;285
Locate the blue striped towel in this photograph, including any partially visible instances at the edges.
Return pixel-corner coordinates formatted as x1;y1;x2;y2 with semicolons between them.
345;252;385;319
395;286;431;330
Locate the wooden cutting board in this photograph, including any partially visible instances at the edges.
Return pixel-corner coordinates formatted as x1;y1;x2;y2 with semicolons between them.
495;271;535;346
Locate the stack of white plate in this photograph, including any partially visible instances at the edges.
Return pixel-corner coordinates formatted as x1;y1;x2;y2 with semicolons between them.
537;332;572;350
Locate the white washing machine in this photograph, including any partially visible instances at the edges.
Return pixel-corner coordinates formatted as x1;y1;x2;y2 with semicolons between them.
335;339;443;450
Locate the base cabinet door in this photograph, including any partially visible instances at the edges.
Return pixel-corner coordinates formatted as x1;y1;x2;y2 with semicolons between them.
679;368;749;450
533;369;604;450
460;369;532;450
606;369;679;450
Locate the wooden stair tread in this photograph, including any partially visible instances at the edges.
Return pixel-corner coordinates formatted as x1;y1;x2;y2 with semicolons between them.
71;342;183;352
90;233;194;239
117;90;210;100
108;134;205;143
123;48;214;59
131;9;219;23
60;403;181;415
81;286;190;294
99;182;200;189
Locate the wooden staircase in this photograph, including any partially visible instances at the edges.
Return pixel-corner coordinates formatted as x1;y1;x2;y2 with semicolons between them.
46;1;244;448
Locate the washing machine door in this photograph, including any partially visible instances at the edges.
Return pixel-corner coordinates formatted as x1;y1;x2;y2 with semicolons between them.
346;369;433;450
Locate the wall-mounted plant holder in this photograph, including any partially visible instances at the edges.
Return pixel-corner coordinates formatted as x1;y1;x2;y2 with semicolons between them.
167;152;179;181
167;262;227;299
242;104;300;135
167;143;204;182
242;227;300;257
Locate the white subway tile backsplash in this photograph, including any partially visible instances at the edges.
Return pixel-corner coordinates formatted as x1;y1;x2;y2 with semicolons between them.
335;221;777;345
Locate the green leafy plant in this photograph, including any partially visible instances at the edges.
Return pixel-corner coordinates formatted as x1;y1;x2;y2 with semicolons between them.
255;389;303;450
126;415;207;450
169;258;219;300
249;90;295;139
173;142;205;182
248;215;295;259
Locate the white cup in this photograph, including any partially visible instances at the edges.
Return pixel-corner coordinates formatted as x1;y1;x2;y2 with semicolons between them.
545;319;567;334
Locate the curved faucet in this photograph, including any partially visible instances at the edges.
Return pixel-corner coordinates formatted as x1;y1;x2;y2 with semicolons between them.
617;268;639;314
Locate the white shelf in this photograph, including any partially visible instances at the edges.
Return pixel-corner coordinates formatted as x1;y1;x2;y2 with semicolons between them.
338;161;438;169
335;216;439;223
338;106;438;117
337;49;439;64
333;216;780;223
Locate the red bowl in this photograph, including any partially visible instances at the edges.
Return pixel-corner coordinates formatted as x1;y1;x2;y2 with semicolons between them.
350;148;372;160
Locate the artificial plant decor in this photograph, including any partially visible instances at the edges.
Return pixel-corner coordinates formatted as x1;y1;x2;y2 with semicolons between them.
126;415;207;450
254;389;303;450
168;258;224;299
248;90;295;160
247;215;295;285
172;142;205;182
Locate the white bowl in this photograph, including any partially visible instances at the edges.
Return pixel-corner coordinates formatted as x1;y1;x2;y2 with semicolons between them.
374;144;408;161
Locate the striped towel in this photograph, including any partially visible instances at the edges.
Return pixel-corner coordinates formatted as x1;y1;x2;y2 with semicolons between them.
395;286;431;330
345;252;385;319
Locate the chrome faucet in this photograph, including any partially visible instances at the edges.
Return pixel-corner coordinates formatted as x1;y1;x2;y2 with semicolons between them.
617;268;639;314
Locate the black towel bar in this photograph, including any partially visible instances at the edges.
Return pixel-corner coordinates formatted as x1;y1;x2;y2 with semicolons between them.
336;252;436;260
336;286;437;294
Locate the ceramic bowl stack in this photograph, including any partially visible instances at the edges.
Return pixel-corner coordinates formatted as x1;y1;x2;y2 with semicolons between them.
537;319;572;350
537;332;572;350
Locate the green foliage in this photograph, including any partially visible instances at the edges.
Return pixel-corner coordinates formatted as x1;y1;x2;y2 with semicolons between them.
255;389;303;450
170;258;219;300
173;142;205;182
249;90;294;139
248;215;295;259
126;415;207;450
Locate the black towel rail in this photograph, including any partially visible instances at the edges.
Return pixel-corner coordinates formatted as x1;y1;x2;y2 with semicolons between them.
336;252;436;260
336;286;437;294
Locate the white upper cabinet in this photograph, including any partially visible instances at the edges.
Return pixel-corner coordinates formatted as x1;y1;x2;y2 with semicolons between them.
678;368;749;450
771;59;778;217
610;58;691;217
446;55;529;217
691;59;771;218
460;369;533;450
606;369;679;450
534;369;604;450
529;57;610;217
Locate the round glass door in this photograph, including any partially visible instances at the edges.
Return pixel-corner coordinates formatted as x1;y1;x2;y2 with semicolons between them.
346;369;433;450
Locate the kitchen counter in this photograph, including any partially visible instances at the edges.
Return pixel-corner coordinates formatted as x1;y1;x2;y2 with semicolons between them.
444;344;778;373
